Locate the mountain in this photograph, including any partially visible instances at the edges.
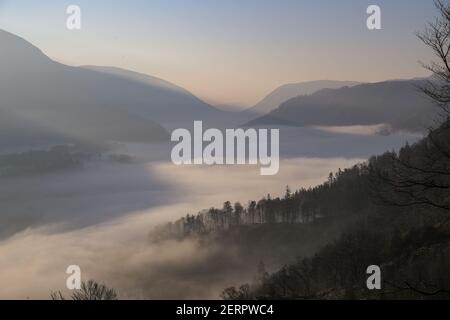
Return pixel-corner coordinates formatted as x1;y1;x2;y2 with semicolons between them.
249;80;360;115
79;65;227;128
82;66;190;95
247;79;437;133
0;29;227;147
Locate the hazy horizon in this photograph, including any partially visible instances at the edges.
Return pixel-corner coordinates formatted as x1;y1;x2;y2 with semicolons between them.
0;0;437;107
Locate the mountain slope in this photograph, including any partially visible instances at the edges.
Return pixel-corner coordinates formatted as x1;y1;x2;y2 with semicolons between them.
0;29;228;147
249;80;360;115
247;80;436;133
79;65;226;127
82;66;190;95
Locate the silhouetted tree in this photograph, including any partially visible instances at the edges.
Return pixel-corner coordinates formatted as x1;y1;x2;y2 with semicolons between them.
371;0;450;215
51;280;118;300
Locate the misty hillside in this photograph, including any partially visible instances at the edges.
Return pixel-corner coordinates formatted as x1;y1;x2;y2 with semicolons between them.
0;29;229;148
247;80;436;133
223;121;450;299
82;66;191;95
249;80;360;115
78;65;228;127
152;119;450;299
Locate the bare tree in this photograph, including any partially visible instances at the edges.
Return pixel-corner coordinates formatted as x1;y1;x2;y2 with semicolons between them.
370;0;450;216
418;0;450;116
51;280;118;300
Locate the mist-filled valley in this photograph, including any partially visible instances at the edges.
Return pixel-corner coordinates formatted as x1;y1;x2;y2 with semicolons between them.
0;120;423;298
1;1;450;302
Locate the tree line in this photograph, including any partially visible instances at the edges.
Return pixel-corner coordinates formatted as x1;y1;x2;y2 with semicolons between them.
151;162;372;241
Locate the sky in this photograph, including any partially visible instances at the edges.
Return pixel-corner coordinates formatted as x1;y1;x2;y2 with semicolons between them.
0;0;438;107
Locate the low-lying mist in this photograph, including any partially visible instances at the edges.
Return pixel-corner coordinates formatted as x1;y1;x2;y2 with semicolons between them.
0;156;362;299
0;126;423;299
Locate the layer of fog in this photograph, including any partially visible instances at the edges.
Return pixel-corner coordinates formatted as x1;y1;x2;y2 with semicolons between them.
313;124;388;136
0;126;422;299
0;157;363;299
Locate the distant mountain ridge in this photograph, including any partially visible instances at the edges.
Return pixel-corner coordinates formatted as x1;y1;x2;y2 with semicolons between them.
247;79;436;133
0;29;229;147
249;80;360;115
78;65;226;127
82;66;190;95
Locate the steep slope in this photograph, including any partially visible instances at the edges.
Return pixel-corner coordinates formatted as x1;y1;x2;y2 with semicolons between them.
247;80;436;133
249;80;360;115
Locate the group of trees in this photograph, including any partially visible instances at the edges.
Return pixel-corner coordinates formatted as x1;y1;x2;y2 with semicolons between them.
152;163;371;241
222;222;450;299
0;143;133;177
369;121;450;215
0;145;90;176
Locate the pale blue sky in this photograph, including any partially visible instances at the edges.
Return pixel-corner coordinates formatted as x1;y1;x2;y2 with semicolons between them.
0;0;438;106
